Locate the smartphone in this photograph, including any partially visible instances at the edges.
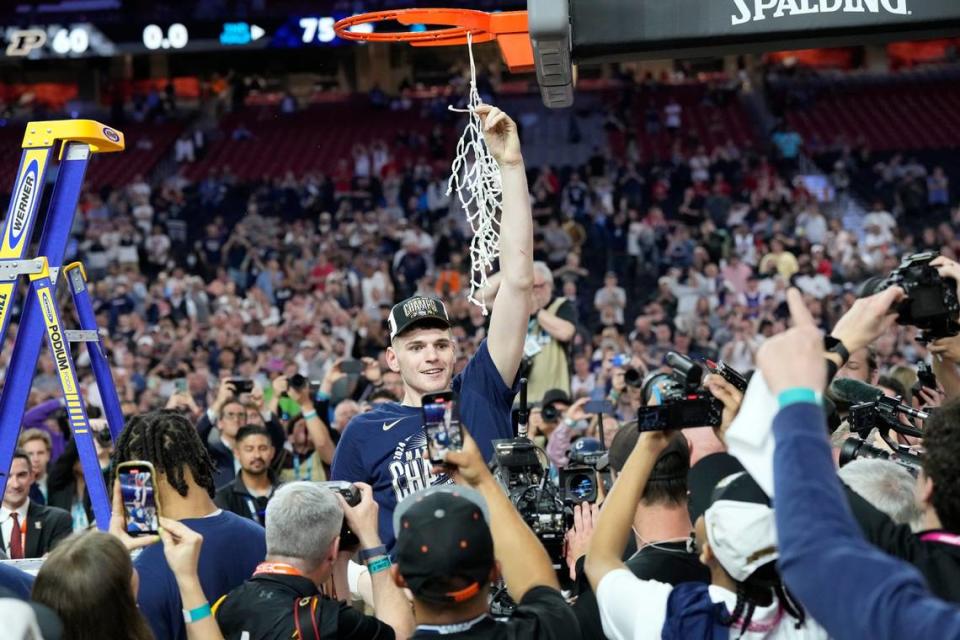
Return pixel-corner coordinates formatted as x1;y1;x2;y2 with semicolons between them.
339;360;364;375
229;378;254;394
584;399;617;416
116;461;162;536
422;391;463;464
317;481;360;548
174;378;187;393
913;362;938;398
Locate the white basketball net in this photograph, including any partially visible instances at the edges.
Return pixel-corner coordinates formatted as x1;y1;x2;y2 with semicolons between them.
447;33;502;315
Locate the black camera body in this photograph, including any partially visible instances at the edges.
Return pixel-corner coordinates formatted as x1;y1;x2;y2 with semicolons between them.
635;352;732;432
839;437;921;477
876;252;960;343
317;481;361;548
541;403;561;423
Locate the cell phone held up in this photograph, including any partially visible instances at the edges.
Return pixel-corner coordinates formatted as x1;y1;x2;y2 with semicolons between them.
116;461;162;536
422;391;464;464
229;378;254;394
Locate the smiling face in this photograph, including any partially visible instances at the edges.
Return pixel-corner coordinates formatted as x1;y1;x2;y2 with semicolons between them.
386;327;457;405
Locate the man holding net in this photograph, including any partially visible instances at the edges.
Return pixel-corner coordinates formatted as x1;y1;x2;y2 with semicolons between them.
331;104;533;550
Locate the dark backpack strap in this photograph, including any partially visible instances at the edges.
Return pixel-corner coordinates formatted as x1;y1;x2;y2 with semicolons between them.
294;596;322;640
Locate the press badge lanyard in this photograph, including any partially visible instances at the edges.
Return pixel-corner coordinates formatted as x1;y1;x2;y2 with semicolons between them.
293;454;312;481
254;562;305;577
921;532;960;547
416;613;491;635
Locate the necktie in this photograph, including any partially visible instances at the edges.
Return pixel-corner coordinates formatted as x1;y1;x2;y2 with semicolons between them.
9;512;23;559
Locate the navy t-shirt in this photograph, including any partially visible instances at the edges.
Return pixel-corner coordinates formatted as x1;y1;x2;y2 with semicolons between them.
331;340;517;549
135;510;266;640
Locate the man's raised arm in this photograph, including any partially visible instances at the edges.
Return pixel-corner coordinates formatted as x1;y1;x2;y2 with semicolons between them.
476;104;534;387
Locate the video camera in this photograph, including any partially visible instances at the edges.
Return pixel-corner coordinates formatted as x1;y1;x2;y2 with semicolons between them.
490;439;569;571
635;353;747;432
839;438;923;477
840;396;927;476
864;252;960;343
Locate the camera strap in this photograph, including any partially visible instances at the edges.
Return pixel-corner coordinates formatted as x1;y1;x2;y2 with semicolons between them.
920;532;960;547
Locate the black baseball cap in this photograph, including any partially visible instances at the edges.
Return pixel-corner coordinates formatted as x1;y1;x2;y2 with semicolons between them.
541;388;572;408
388;296;451;341
393;486;494;603
686;452;747;525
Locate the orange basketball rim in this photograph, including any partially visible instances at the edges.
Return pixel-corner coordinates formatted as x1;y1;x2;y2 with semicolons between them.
334;9;534;73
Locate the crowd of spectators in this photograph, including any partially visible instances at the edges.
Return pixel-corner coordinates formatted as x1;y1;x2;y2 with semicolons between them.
1;75;960;639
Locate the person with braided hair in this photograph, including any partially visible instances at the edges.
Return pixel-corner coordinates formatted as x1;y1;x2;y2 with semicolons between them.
586;436;827;640
112;409;266;640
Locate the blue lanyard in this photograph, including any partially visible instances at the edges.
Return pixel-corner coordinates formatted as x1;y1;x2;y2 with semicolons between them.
292;454;313;481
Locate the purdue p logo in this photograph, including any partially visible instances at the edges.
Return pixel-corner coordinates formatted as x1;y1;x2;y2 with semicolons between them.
6;29;46;57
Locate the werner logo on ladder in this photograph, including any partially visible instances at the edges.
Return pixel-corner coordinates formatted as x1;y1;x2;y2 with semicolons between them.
0;120;125;530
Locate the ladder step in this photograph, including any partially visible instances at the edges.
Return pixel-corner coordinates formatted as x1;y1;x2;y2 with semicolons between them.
0;258;47;279
64;329;101;342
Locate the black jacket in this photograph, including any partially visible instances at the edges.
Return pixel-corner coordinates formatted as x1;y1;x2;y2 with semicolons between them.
847;485;960;603
1;500;72;558
197;413;287;489
215;571;394;640
214;473;280;526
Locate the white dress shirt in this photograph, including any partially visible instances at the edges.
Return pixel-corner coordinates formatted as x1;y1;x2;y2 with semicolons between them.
0;499;30;554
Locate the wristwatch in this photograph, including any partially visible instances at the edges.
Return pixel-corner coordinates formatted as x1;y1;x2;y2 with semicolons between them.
824;336;850;366
359;545;388;562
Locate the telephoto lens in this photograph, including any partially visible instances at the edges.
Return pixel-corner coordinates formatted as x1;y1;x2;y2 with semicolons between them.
624;368;642;387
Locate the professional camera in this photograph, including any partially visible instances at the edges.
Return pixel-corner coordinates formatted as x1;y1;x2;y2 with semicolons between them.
490;439;569;570
624;367;643;388
848;396;926;441
317;481;360;548
541;403;561;422
635;352;747;432
864;252;960;343
839;438;922;477
840;395;928;477
559;437;605;504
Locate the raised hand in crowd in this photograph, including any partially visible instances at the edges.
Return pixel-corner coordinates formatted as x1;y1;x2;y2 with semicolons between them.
703;372;744;443
565;502;599;582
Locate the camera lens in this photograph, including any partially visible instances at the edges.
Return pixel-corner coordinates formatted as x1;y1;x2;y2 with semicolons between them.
625;368;642;387
541;404;559;422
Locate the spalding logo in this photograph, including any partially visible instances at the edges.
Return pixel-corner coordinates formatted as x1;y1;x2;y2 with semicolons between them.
102;127;120;143
9;159;38;246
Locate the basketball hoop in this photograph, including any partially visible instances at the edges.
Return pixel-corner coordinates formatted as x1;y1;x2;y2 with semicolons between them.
336;9;535;314
333;9;534;72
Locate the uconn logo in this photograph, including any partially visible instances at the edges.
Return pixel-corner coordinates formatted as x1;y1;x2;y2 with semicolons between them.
732;0;908;25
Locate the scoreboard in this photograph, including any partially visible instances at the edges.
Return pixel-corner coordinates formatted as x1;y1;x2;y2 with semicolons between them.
0;17;373;60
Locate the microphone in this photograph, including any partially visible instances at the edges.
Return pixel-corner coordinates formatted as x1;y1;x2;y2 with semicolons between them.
516;378;529;439
828;378;884;411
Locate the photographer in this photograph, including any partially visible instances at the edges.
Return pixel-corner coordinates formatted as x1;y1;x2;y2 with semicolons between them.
397;428;579;638
568;427;709;640
215;482;414;640
764;289;960;640
199;379;286;488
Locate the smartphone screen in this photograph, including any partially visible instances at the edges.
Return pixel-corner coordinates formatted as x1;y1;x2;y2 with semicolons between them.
119;464;160;535
422;392;463;464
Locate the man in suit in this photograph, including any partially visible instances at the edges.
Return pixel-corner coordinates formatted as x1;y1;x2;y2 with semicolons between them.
1;450;71;558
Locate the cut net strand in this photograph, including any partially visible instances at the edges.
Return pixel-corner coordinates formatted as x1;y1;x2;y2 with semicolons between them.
447;32;502;315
